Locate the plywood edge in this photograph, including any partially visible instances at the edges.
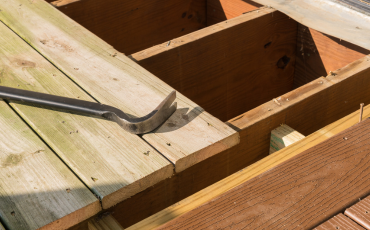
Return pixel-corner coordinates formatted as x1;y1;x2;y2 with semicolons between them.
129;6;274;62
127;103;370;229
101;163;174;209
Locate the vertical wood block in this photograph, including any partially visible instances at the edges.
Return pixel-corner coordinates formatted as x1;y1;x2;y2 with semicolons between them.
270;124;305;154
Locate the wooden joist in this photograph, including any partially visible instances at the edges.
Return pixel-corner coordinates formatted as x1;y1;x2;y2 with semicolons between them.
0;0;238;174
130;8;297;121
0;19;173;209
128;103;370;229
294;25;369;88
155;118;370;229
47;0;207;55
0;100;101;229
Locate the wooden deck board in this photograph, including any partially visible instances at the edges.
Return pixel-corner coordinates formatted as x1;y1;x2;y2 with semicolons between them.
127;103;370;230
0;20;173;209
345;195;370;229
0;99;101;230
156;118;370;229
314;214;365;230
0;0;239;173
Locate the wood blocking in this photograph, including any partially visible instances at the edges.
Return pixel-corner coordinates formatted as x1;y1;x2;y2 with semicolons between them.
270;124;305;154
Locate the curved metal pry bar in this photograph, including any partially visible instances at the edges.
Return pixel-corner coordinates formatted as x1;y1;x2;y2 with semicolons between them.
0;85;177;134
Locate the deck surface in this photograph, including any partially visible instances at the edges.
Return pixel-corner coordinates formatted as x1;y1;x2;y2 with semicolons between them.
156;119;370;229
0;0;238;228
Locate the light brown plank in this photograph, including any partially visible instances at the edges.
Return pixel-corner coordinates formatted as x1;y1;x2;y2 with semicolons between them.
47;0;206;55
345;195;370;229
156;118;370;229
294;25;369;88
206;0;261;25
131;8;297;121
314;214;365;230
0;0;239;174
127;103;370;230
0;20;172;209
88;215;124;230
269;124;305;154
0;99;101;230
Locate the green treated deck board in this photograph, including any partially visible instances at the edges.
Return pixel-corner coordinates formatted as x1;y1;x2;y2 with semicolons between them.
0;21;173;209
0;0;239;173
0;99;101;230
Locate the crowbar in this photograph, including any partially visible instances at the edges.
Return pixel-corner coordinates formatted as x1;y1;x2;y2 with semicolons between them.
0;85;177;134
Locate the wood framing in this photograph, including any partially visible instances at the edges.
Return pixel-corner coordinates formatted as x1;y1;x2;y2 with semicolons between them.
294;25;369;88
47;0;207;55
131;8;297;121
156;118;370;229
128;103;370;229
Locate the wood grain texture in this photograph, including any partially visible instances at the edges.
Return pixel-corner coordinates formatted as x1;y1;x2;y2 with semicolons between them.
102;55;370;228
294;24;369;88
48;0;206;55
314;214;365;230
226;55;370;183
345;195;370;229
127;103;370;230
0;100;101;230
157;118;370;229
0;0;239;173
88;215;124;230
270;124;305;154
0;21;173;209
206;0;261;25
131;8;297;121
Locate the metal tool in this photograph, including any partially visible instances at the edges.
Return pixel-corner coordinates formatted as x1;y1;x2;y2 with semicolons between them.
0;86;177;134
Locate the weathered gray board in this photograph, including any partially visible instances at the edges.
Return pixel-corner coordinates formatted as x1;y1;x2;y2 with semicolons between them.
251;0;370;50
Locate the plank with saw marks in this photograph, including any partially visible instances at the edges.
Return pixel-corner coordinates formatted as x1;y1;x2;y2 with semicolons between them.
0;20;172;209
0;0;239;173
0;99;101;230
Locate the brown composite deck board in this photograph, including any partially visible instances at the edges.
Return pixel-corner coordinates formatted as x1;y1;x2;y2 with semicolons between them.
157;119;370;229
345;195;370;229
314;214;365;230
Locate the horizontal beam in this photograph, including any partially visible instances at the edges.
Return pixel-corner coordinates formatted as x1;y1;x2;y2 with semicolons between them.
131;7;298;121
47;0;207;55
127;102;370;229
